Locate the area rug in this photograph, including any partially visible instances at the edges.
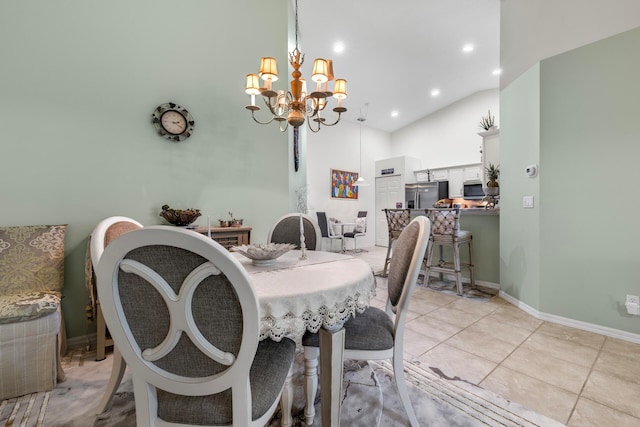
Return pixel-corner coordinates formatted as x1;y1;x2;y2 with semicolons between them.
0;348;562;427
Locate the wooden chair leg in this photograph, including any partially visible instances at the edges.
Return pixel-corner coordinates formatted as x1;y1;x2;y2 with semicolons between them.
303;346;320;426
453;243;463;295
437;244;445;281
468;239;475;288
392;354;419;427
96;303;107;361
95;347;127;415
382;238;394;277
280;365;294;427
424;239;434;286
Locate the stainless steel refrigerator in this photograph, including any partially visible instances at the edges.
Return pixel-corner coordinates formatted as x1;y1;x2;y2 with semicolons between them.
405;182;449;209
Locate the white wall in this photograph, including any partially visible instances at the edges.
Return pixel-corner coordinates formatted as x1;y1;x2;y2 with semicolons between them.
391;89;499;169
500;0;640;88
307;121;391;249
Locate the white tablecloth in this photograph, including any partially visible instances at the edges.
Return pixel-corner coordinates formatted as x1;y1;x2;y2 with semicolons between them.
234;250;377;341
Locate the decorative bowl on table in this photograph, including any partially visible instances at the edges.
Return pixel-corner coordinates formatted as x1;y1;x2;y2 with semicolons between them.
231;243;296;265
159;204;201;227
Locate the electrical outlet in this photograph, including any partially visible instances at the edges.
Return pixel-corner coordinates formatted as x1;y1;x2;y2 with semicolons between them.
625;295;640;315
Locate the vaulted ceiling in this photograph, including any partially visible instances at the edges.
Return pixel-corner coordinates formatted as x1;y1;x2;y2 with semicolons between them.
297;0;500;132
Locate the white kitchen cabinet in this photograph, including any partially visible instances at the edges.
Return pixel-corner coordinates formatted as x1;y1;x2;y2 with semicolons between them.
414;170;430;182
448;168;463;198
430;169;449;181
463;165;482;183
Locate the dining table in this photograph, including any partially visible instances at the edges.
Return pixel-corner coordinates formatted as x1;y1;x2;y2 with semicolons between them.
234;249;376;427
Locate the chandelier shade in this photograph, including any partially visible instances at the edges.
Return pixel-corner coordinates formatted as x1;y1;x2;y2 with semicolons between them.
245;74;260;95
244;0;347;132
258;57;278;82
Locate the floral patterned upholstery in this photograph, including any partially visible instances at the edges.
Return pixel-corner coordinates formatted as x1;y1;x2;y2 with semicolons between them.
0;225;66;323
0;225;66;322
0;224;67;399
0;291;62;324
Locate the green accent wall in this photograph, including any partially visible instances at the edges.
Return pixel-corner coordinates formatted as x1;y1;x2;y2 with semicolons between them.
500;64;541;308
501;26;640;334
460;215;500;284
0;1;294;339
539;26;640;332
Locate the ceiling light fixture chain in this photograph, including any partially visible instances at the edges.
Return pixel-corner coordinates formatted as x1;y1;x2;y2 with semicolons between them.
244;0;347;133
355;102;369;187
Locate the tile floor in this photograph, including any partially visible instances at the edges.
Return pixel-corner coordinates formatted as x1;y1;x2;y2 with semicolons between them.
354;246;640;426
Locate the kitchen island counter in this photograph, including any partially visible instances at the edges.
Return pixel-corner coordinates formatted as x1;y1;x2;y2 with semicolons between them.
409;208;499;286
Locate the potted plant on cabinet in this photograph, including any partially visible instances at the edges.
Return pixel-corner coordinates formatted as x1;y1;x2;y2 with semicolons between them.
479;110;497;131
485;163;500;196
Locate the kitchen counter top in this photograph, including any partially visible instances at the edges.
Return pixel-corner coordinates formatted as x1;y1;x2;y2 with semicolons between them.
409;208;499;216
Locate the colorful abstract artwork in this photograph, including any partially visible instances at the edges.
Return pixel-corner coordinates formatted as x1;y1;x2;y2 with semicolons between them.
331;169;359;200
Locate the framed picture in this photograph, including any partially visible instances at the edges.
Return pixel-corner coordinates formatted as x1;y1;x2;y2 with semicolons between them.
331;169;359;200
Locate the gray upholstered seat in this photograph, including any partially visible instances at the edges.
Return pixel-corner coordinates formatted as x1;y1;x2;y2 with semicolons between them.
157;338;295;425
96;226;296;426
301;216;430;427
267;213;322;250
302;306;393;351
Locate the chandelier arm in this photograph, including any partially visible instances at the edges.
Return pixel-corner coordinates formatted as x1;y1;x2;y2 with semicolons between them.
263;96;280;116
250;110;277;125
306;119;321;133
317;112;344;127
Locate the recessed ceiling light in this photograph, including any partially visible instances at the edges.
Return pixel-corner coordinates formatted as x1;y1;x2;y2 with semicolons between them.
391;110;399;118
431;89;440;97
462;44;474;53
492;68;502;76
333;42;345;54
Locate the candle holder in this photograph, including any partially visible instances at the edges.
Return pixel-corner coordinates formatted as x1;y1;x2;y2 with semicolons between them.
299;213;307;260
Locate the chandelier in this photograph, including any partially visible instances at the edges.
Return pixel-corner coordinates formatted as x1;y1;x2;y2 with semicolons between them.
244;0;347;133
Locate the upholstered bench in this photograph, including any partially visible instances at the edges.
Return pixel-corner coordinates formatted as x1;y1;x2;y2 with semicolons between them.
0;225;67;400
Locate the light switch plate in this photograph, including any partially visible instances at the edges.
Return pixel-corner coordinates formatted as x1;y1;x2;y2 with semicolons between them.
523;196;534;208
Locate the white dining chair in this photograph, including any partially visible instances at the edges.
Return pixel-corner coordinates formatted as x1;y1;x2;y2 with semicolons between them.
89;216;142;415
301;216;430;427
96;226;296;426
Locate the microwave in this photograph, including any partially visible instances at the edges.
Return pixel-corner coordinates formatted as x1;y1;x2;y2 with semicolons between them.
463;183;485;200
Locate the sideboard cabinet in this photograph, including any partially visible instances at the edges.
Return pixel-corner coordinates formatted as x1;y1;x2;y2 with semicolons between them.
193;226;251;250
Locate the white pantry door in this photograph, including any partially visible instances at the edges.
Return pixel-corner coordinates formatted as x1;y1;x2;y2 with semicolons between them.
375;175;403;247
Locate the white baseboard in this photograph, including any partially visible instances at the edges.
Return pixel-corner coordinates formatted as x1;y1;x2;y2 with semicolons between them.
499;291;640;344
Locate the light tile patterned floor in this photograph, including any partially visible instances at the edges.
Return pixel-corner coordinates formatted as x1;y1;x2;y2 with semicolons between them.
352;246;640;426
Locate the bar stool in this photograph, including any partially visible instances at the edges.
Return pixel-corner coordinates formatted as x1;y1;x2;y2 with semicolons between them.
423;208;474;295
382;208;411;277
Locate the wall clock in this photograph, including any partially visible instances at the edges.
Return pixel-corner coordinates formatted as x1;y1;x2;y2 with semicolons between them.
151;102;195;142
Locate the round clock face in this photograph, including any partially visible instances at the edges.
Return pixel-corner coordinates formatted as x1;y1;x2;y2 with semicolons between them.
152;102;195;142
